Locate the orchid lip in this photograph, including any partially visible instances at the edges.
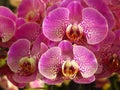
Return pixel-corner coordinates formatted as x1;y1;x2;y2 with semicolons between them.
62;60;79;79
17;57;36;76
66;24;83;42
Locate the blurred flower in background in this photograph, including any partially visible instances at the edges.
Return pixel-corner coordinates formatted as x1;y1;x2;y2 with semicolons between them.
29;79;45;89
0;76;18;90
9;0;21;8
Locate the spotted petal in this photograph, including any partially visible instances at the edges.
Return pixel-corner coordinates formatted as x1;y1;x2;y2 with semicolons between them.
81;8;108;44
73;45;98;78
38;47;62;79
74;74;95;84
7;39;30;72
84;0;115;30
42;77;64;85
0;16;15;42
43;7;69;42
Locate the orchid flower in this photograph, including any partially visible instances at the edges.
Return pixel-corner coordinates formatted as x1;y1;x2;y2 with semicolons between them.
43;1;108;45
7;39;48;84
95;30;120;78
17;0;45;24
38;40;98;84
0;6;16;43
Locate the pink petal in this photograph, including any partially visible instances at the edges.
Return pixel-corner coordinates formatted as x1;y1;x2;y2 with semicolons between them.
18;0;33;18
7;71;25;88
16;18;26;28
114;30;120;46
67;1;83;23
31;34;49;58
58;40;73;60
73;45;98;78
43;7;69;42
31;0;45;23
110;0;120;5
46;3;59;15
0;15;15;42
29;79;44;88
100;31;115;45
42;77;64;85
31;42;48;59
81;7;108;44
95;68;112;79
7;39;31;72
33;0;45;13
84;0;115;30
0;6;16;21
15;22;41;42
38;47;62;79
74;75;95;84
13;71;37;83
111;30;120;55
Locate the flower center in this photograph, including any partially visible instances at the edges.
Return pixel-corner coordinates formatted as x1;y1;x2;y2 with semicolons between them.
18;57;36;76
109;54;120;72
26;10;35;21
62;60;79;79
66;24;83;42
